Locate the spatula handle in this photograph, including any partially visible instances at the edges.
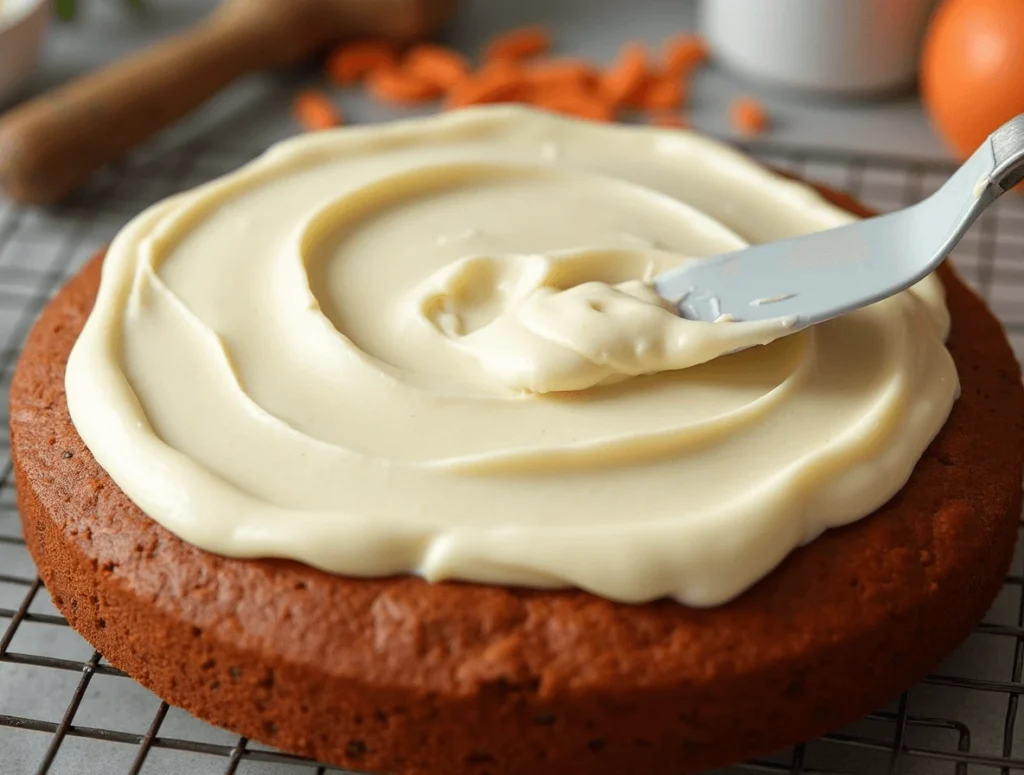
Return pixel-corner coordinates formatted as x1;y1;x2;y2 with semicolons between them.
0;7;322;207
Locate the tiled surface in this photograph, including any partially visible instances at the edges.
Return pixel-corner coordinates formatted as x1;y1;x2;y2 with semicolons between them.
0;136;1023;775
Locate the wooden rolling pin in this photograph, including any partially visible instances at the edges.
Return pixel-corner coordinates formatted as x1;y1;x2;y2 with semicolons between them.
0;0;456;206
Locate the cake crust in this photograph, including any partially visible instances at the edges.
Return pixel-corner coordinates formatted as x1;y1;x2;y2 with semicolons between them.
12;187;1024;775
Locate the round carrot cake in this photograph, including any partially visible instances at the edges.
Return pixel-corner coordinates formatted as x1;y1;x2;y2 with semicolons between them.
12;107;1024;775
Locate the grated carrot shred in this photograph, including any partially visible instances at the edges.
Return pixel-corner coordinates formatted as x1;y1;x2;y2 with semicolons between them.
445;60;529;109
730;96;770;136
404;44;472;91
663;33;709;77
367;67;443;105
639;76;686;111
599;43;653;107
292;90;344;131
325;40;399;86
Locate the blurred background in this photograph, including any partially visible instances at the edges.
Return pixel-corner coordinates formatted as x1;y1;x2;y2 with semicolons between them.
2;0;1017;201
0;0;965;161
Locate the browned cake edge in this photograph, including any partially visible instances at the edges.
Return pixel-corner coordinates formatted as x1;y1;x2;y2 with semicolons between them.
10;185;1024;775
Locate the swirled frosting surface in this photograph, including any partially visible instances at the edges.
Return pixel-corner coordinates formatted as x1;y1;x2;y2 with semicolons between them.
65;107;958;605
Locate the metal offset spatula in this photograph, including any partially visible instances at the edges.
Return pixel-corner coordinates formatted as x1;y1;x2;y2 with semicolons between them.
656;114;1024;330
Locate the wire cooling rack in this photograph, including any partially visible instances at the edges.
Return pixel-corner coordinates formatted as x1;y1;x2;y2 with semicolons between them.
0;135;1023;775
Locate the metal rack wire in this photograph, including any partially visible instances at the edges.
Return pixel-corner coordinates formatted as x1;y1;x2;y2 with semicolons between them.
0;136;1022;775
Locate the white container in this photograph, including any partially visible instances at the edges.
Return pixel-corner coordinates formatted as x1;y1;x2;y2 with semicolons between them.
698;0;937;97
0;0;49;106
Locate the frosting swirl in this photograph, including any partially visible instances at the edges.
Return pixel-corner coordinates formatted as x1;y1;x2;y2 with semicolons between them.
65;107;959;605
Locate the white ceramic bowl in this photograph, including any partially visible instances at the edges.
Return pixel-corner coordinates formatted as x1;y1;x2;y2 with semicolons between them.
0;0;49;106
698;0;937;97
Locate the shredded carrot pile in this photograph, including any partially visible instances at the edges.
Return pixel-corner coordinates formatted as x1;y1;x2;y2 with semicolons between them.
295;28;766;137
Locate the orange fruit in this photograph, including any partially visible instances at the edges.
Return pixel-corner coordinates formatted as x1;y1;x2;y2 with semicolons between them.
921;0;1024;159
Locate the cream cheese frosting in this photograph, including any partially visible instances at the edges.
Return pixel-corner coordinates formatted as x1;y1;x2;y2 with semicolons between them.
65;106;959;605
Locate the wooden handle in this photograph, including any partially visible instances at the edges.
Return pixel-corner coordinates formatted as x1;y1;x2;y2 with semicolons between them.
0;7;320;206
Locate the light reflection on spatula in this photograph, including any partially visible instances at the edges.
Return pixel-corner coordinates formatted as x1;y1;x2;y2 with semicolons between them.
655;114;1024;331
